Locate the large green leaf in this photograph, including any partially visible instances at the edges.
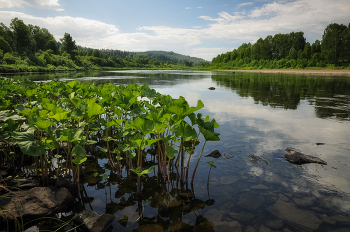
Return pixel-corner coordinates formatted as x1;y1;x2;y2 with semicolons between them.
129;133;143;148
131;165;156;176
129;134;157;150
165;146;177;159
173;121;197;141
184;100;204;115
129;118;154;135
36;119;55;129
59;128;84;143
199;126;220;141
72;145;86;158
87;102;105;119
49;111;69;122
12;128;46;157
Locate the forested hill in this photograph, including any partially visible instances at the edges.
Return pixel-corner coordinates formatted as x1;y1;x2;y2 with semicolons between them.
136;51;208;66
211;23;350;69
0;17;209;73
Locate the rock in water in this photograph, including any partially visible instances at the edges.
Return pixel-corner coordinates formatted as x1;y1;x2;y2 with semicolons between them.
284;148;327;165
74;210;115;232
208;87;215;90
205;150;222;158
0;187;73;220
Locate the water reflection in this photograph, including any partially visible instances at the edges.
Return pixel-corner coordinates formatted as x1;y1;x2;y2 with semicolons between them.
212;73;350;121
4;70;350;231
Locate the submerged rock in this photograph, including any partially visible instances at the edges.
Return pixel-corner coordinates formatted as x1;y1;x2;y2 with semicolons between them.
74;210;115;232
0;187;73;220
193;222;214;232
204;209;223;222
266;200;321;231
3;177;40;191
134;224;164;232
238;192;265;211
169;221;193;232
205;150;222;158
214;221;242;232
284;148;327;165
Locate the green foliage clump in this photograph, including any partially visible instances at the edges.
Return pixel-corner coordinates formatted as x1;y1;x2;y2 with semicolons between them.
0;18;209;73
0;77;219;190
211;22;350;69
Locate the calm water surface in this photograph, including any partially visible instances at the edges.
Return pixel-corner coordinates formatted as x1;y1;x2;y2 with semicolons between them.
6;70;350;231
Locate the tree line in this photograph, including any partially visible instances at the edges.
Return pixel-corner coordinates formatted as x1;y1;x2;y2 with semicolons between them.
0;18;208;73
211;23;350;69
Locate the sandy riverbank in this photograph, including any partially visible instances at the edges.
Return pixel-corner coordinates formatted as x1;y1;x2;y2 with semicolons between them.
220;69;350;76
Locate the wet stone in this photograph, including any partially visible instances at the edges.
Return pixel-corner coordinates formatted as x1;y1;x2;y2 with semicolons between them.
134;224;164;232
250;184;269;190
193;222;214;232
238;192;265;211
322;215;336;225
259;225;274;232
244;225;257;232
293;197;314;206
266;200;321;231
214;221;242;232
0;187;73;220
204;209;223;222
332;229;350;232
265;218;284;229
278;194;289;202
331;215;350;223
229;211;255;222
74;210;115;232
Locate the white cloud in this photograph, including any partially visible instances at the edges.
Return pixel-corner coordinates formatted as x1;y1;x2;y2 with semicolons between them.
0;0;22;8
0;0;349;60
237;2;254;9
0;0;63;10
197;6;202;9
185;7;191;10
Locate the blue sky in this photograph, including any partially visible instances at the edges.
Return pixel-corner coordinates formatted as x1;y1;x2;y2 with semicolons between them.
0;0;349;60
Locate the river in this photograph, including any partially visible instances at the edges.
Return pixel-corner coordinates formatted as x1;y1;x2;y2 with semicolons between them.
4;70;350;231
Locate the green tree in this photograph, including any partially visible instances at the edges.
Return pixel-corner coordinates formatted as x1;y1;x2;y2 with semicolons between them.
60;33;77;59
29;25;55;51
46;39;58;54
10;18;34;55
321;23;347;65
92;49;101;58
0;23;14;50
0;35;12;53
341;24;350;62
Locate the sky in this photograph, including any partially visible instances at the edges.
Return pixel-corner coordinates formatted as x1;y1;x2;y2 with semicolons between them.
0;0;349;61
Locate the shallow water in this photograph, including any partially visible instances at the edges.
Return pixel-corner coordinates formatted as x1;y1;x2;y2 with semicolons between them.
5;70;350;231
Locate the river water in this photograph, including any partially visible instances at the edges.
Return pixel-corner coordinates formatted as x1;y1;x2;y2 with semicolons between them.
5;70;350;231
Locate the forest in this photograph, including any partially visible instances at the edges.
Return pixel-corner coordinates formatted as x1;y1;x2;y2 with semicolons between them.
0;18;209;73
211;23;350;69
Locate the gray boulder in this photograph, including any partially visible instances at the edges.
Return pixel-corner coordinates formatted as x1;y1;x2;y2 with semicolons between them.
285;149;327;165
266;200;321;231
73;210;115;232
0;187;73;220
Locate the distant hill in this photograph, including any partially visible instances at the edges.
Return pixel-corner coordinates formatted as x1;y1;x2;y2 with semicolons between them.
136;51;209;65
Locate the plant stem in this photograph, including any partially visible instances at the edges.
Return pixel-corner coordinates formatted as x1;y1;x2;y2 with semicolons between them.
191;140;206;185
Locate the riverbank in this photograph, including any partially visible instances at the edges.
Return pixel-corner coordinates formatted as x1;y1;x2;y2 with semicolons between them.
220;69;350;76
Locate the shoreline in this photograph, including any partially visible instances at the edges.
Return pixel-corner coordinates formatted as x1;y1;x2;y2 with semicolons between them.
220;69;350;76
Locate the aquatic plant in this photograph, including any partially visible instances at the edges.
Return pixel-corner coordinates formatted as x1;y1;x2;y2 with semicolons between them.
0;76;220;192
